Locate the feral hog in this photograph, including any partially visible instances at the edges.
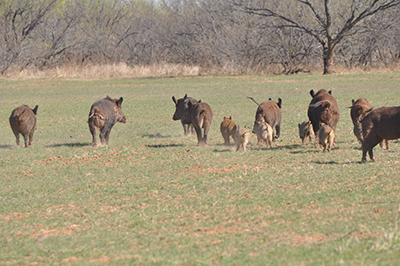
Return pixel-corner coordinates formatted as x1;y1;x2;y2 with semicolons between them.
234;126;251;151
254;98;282;142
349;98;389;149
9;105;38;147
317;122;335;152
361;106;400;162
88;96;126;146
188;100;213;146
298;120;314;145
220;116;237;145
308;89;339;134
252;121;273;148
172;94;197;136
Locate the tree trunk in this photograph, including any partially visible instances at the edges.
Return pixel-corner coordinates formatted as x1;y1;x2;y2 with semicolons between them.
323;42;335;74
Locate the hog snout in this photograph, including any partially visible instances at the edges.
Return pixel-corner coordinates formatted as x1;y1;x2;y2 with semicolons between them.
119;115;127;123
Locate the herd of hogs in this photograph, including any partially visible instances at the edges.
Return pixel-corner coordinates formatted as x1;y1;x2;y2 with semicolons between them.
8;89;400;163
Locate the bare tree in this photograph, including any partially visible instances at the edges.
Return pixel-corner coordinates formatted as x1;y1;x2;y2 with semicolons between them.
233;0;400;74
0;0;57;74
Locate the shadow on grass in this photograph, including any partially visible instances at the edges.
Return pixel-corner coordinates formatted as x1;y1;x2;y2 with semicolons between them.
46;142;92;148
147;144;184;148
213;148;233;153
0;145;14;150
142;133;173;139
313;160;363;165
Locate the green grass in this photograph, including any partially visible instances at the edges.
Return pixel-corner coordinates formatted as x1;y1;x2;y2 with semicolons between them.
1;73;400;265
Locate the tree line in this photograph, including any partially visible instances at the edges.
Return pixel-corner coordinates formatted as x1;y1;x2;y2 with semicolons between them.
1;0;399;76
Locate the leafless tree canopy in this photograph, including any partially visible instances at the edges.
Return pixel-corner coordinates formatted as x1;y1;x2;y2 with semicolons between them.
1;0;399;75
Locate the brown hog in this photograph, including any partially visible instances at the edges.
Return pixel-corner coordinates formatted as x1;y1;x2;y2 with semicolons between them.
317;122;335;152
88;96;126;146
298;120;314;145
172;94;197;136
361;106;400;162
234;126;251;151
187;100;213;146
9;105;38;147
220;116;237;145
254;98;282;143
252;121;273;148
349;98;389;149
308;89;339;135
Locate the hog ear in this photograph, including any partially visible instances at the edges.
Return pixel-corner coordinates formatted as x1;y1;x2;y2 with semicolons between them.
298;123;301;128
277;98;282;108
184;94;188;99
328;90;332;95
269;98;272;101
229;116;232;120
32;105;38;115
172;96;177;104
310;90;315;98
351;99;355;105
116;97;123;107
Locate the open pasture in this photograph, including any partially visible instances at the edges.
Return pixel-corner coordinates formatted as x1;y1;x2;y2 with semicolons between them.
1;73;400;264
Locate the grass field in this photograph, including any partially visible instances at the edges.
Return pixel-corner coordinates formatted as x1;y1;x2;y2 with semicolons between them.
1;73;400;265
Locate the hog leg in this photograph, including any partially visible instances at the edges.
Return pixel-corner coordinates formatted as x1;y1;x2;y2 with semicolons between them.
28;128;34;146
235;141;241;151
275;124;281;140
203;124;210;145
193;116;205;146
190;124;196;135
362;134;382;162
89;125;98;146
11;128;20;146
99;127;109;145
104;128;112;145
182;123;190;136
22;133;29;148
194;125;203;146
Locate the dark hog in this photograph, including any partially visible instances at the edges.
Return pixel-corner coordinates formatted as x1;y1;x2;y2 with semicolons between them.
172;94;197;136
9;105;38;147
88;96;126;146
220;116;237;145
361;106;400;162
188;100;213;146
254;98;282;143
307;89;339;134
349;98;389;149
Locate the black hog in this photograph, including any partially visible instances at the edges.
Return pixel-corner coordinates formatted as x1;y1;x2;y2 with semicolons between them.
254;98;282;142
187;100;213;146
307;89;339;134
172;94;197;136
9;105;38;147
361;106;400;162
88;96;126;146
349;98;389;150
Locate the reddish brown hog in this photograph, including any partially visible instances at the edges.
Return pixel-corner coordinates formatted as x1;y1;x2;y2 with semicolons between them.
88;96;126;146
172;94;197;136
254;98;282;142
308;89;339;135
9;105;38;147
361;106;400;162
188;100;213;146
349;98;389;149
220;116;237;145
